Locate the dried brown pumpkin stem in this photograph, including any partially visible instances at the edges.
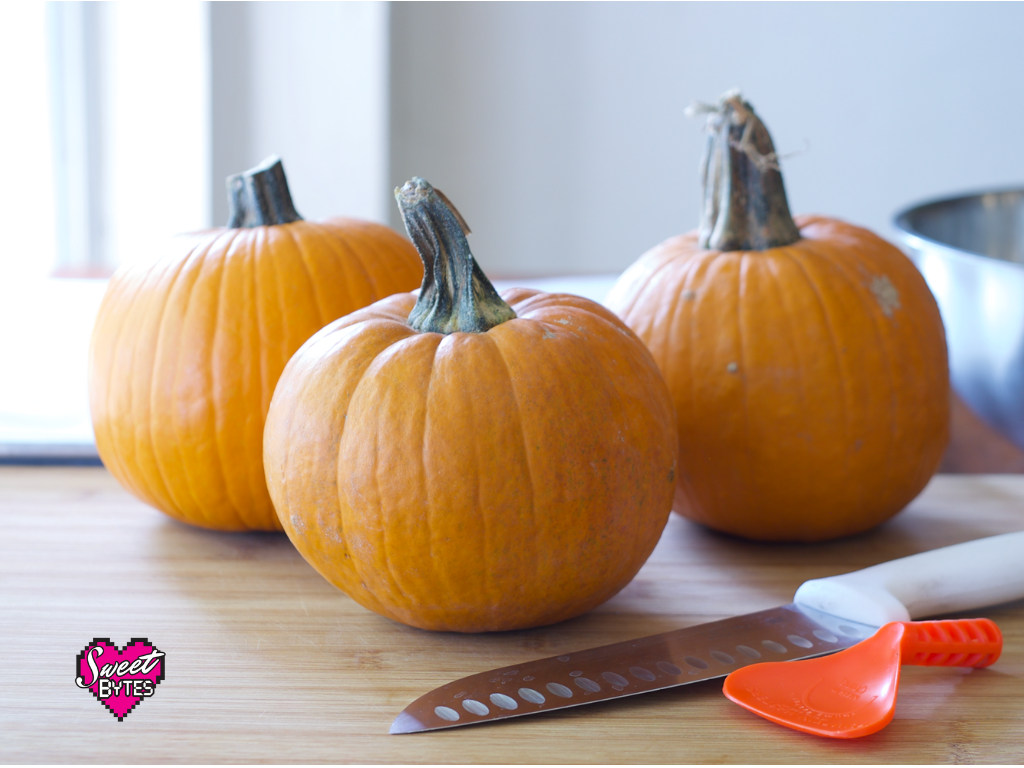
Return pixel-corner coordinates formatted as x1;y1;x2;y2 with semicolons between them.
691;91;801;251
226;156;303;227
396;177;516;334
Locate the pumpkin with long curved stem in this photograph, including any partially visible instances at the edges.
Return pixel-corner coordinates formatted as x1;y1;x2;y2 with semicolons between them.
606;92;950;543
89;157;422;531
263;177;677;632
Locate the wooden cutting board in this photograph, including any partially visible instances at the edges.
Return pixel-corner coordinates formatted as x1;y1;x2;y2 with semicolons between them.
1;467;1022;764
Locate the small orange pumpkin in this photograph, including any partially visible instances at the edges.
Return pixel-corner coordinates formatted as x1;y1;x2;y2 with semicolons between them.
89;158;422;531
264;177;677;632
606;93;949;543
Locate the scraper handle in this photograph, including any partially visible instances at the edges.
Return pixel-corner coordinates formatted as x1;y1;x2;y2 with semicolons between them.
899;619;1002;667
793;530;1024;626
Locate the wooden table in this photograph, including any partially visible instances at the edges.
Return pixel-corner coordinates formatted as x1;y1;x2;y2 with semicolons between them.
2;468;1023;764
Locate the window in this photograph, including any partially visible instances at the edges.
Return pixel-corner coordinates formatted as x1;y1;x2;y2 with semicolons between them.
0;1;211;460
0;2;391;461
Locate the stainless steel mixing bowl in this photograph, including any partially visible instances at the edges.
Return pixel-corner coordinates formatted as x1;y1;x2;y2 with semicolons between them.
894;189;1024;449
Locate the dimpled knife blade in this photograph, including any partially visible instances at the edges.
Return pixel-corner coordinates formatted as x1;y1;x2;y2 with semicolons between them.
390;604;878;734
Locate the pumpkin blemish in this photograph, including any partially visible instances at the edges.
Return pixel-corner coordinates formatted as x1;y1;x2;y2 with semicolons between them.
871;275;901;317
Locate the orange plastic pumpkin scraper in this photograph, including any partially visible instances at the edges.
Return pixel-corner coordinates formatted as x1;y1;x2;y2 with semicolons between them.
722;618;1002;739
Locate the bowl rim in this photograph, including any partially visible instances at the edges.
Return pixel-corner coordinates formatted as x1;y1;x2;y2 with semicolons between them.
893;186;1024;262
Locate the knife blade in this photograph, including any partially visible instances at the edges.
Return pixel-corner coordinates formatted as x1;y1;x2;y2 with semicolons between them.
391;530;1024;734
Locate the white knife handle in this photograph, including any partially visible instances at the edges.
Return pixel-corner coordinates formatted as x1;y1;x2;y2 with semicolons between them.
793;531;1024;626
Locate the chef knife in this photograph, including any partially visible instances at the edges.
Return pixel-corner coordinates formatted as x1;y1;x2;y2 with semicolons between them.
391;530;1024;734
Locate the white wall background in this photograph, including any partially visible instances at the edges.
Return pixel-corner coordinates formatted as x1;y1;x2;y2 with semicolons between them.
4;2;1024;278
210;1;390;226
389;2;1024;277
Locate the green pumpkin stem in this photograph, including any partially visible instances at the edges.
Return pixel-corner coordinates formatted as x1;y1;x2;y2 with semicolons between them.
690;91;801;251
396;177;516;334
226;156;303;228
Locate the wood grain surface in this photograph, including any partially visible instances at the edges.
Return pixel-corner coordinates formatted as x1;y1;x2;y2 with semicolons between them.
1;467;1022;764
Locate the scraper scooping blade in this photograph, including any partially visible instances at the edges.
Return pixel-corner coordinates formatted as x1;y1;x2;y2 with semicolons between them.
722;618;1002;739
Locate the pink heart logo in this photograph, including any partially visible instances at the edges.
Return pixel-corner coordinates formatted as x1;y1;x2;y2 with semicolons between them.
75;638;166;720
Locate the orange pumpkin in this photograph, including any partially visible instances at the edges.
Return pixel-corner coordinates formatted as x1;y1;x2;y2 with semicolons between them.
606;93;949;543
89;158;422;531
263;177;677;632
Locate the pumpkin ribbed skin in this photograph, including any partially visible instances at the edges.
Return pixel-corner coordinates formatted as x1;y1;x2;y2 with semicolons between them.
606;215;949;542
263;288;678;632
89;218;422;531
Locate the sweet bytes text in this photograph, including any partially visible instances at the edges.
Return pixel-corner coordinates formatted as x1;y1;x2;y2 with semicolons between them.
75;646;165;689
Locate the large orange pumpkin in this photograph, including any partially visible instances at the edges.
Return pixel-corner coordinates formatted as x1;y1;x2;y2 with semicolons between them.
605;93;949;543
89;158;422;531
263;177;677;632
